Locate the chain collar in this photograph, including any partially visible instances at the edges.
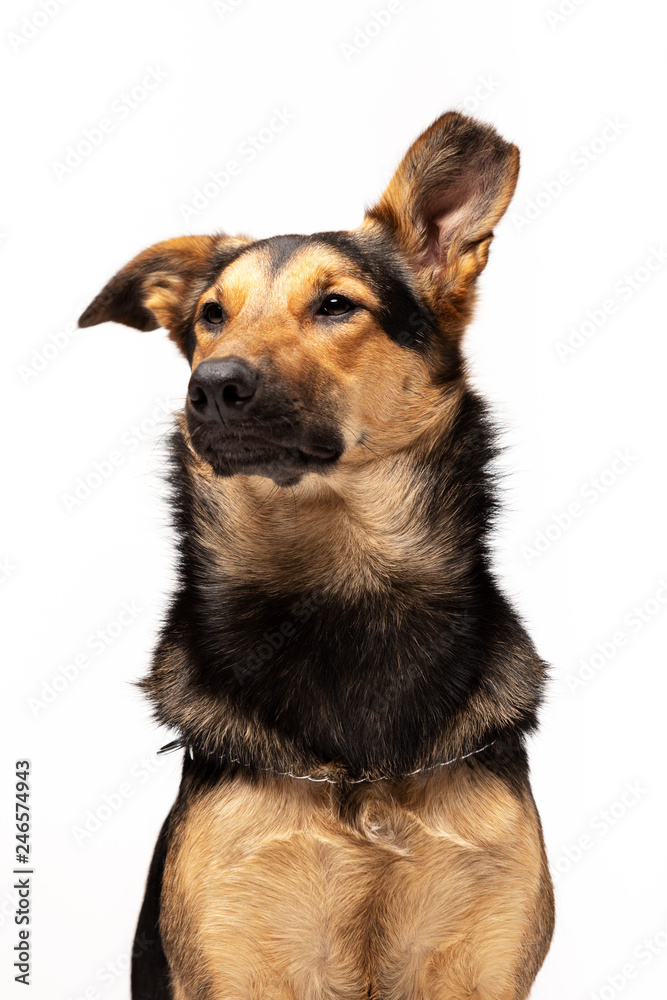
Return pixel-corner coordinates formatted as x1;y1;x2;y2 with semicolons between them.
159;738;497;785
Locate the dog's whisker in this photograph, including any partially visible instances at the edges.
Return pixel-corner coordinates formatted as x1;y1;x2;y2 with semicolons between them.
256;484;279;510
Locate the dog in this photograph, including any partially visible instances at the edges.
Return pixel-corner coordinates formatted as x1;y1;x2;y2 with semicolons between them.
80;111;554;1000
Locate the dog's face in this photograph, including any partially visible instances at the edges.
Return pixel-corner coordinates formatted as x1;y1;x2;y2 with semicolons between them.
174;231;443;486
80;113;519;486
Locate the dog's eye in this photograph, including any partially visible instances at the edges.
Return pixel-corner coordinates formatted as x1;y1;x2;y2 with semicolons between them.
202;302;224;325
317;295;355;317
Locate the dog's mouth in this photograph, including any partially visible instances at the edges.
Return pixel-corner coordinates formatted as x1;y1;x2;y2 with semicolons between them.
186;418;343;484
295;442;339;461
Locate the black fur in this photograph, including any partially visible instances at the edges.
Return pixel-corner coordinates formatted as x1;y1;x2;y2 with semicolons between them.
131;811;174;999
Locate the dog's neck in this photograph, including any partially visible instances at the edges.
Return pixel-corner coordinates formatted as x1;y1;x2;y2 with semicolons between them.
144;398;546;779
183;450;471;601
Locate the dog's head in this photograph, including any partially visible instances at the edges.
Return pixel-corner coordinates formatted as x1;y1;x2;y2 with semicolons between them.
80;112;518;486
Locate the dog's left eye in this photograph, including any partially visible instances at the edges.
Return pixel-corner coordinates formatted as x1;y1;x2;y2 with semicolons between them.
317;295;355;317
202;302;224;325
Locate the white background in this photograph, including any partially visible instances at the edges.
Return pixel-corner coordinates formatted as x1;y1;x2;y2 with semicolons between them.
2;1;666;998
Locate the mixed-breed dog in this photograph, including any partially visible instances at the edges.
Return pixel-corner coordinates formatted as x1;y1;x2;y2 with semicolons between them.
80;111;554;999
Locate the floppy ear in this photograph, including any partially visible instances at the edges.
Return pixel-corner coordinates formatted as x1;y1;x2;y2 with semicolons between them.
78;233;251;352
365;112;519;296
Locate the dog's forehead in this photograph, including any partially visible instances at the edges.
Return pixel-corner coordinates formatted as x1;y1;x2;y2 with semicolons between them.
212;233;371;299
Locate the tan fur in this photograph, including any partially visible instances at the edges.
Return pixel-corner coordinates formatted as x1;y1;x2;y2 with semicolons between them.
184;431;465;600
162;763;552;1000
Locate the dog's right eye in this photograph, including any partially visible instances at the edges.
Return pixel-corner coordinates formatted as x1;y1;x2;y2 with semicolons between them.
317;295;355;317
202;302;224;325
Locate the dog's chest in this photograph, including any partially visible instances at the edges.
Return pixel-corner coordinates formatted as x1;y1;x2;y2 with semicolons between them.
160;766;545;1000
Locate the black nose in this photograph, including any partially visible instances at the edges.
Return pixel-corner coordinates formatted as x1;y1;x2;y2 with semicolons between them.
188;358;258;422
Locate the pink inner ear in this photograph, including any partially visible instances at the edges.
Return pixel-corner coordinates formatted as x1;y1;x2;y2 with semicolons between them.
424;203;470;267
422;175;484;268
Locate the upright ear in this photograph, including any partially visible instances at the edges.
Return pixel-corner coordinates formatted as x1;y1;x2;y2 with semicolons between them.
364;112;519;296
78;233;251;353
